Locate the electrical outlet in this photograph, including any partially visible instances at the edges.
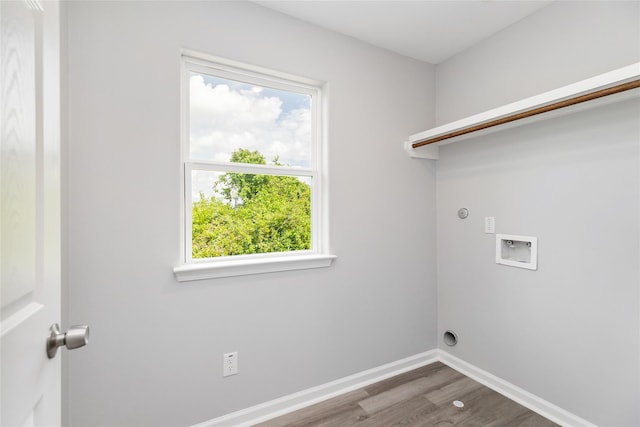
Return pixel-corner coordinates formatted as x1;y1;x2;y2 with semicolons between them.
223;352;238;377
484;217;495;234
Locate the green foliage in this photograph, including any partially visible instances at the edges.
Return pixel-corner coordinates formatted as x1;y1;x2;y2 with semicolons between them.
215;149;269;205
192;149;311;258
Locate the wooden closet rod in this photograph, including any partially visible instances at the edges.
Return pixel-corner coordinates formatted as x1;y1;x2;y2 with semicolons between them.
412;78;640;148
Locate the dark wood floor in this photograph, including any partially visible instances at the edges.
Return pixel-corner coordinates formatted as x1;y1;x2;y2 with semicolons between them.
254;362;559;427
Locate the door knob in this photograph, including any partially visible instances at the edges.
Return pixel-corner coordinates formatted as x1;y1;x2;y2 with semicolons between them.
46;323;89;359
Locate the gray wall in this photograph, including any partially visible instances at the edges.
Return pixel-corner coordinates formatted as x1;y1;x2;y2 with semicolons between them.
65;1;640;426
435;2;640;426
64;2;436;426
436;1;640;124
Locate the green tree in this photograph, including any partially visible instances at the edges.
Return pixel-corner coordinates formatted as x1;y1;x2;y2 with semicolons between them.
215;148;270;205
192;149;311;258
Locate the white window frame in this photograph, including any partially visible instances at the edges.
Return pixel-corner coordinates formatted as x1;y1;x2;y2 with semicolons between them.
174;51;334;282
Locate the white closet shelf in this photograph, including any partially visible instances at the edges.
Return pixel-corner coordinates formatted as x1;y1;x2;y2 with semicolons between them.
406;62;640;160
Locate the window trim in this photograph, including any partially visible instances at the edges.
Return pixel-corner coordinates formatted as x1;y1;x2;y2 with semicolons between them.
175;50;333;281
174;253;337;282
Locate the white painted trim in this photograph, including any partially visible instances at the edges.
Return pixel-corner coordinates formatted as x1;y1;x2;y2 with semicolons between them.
174;253;336;282
182;49;324;91
409;62;640;155
438;351;598;427
192;349;599;427
188;160;314;177
192;350;439;427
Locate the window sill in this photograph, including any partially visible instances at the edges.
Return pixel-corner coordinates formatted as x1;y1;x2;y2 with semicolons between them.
173;253;337;282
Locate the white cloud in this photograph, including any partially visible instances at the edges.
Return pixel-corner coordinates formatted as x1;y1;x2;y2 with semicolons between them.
189;75;311;168
191;170;222;202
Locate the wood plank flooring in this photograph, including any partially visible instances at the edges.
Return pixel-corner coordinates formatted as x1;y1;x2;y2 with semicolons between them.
254;362;559;427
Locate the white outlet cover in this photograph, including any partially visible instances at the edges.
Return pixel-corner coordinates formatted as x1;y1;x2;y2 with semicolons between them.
223;352;238;377
484;217;495;234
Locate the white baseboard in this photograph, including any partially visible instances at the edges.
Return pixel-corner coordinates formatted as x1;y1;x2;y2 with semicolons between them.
438;350;597;427
193;349;596;427
193;350;439;427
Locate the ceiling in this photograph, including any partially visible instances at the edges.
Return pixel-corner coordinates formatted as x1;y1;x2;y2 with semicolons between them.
254;1;553;64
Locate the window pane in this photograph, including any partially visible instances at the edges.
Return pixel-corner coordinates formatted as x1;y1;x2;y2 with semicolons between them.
191;169;312;259
189;72;312;168
191;169;224;202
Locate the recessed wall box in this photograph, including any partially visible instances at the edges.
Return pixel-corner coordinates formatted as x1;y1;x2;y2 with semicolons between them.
496;234;537;270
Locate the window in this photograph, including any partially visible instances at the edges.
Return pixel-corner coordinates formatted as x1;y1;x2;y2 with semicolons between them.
174;52;334;281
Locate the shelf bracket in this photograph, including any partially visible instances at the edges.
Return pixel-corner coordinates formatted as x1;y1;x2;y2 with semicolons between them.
404;140;438;160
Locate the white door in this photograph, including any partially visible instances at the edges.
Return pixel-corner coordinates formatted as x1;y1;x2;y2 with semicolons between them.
1;1;66;426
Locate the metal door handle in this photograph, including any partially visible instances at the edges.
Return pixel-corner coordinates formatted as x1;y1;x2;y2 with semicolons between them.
46;323;89;359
